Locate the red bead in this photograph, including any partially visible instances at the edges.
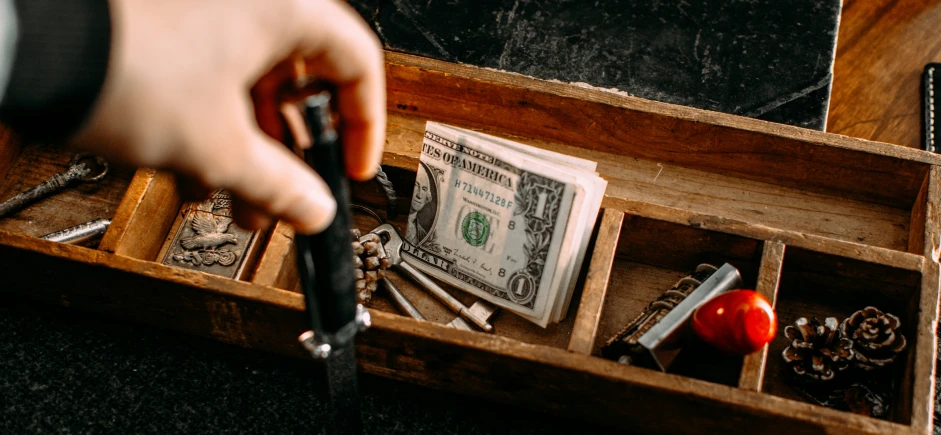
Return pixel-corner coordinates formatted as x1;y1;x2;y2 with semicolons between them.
691;290;777;355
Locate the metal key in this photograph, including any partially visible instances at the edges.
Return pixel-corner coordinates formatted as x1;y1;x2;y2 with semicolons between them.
380;277;426;320
369;223;494;332
0;154;109;218
448;300;498;331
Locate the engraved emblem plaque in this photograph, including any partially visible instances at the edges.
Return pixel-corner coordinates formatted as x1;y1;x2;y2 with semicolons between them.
160;190;261;279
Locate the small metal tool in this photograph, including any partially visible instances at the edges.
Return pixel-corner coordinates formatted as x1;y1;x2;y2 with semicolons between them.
40;218;111;244
368;223;494;332
0;154;108;218
636;263;743;371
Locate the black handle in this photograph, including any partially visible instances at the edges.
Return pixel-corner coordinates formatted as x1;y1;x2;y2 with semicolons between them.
296;93;357;336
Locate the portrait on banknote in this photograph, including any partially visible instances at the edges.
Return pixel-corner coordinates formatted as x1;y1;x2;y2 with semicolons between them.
406;161;440;246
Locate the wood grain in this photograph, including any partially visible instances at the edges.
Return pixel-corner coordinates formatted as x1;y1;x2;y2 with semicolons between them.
0;144;135;238
591;215;763;387
0;126;21;182
385;112;915;251
761;247;923;425
385;52;937;210
601;195;925;273
910;260;940;433
0;232;918;435
909;172;929;255
738;241;785;391
567;209;623;355
99;169;180;260
250;221;299;290
909;165;941;261
828;0;941;148
924;166;941;262
98;168;156;253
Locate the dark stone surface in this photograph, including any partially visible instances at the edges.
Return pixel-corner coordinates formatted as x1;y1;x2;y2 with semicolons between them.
351;0;841;130
0;306;597;434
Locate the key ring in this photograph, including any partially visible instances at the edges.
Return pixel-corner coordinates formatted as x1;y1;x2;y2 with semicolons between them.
69;154;109;183
351;204;384;226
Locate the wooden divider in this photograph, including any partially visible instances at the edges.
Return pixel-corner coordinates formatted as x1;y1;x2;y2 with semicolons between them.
98;168;180;260
921;166;941;262
567;209;624;355
738;241;785;391
601;196;924;273
909;173;929;256
250;221;299;291
904;165;940;432
908;260;940;433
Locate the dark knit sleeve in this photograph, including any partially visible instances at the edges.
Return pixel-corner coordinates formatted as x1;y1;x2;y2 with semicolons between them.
0;0;111;143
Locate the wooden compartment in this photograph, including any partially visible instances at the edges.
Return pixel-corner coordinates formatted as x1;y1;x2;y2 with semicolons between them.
96;168;270;281
1;51;939;434
0;133;136;245
587;214;763;386
250;165;586;350
763;248;924;424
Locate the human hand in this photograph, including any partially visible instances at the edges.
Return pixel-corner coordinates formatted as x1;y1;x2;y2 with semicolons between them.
70;0;386;234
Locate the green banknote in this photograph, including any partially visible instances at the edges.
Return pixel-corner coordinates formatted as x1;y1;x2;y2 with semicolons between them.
404;122;606;327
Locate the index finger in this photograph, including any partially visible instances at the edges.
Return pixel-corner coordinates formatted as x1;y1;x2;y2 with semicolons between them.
291;0;386;181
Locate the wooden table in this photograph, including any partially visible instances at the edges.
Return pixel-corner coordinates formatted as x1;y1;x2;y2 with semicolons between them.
829;1;941;429
828;0;941;148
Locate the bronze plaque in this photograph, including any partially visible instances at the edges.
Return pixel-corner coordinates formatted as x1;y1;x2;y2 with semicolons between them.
161;190;260;279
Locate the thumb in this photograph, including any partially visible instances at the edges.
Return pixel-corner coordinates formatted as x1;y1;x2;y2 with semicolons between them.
187;122;337;235
231;130;337;234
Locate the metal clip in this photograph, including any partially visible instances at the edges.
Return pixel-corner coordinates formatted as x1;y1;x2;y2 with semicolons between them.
298;304;371;359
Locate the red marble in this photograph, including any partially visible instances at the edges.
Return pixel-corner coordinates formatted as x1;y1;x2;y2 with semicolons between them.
691;290;777;355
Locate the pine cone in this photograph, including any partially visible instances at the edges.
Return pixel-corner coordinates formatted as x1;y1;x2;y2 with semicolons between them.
782;317;854;381
351;229;391;305
839;307;907;371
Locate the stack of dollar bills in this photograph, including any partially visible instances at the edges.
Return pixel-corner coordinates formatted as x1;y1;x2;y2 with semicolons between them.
403;122;607;327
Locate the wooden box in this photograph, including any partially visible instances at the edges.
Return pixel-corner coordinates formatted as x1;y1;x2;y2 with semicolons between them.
1;52;938;434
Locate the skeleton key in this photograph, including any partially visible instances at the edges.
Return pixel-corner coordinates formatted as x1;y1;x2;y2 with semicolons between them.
448;300;498;331
380;277;426;320
369;223;494;332
0;154;109;218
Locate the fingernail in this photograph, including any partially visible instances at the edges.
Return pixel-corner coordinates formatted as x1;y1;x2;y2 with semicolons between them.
297;190;336;234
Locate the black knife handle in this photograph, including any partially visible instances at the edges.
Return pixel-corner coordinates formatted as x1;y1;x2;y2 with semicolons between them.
297;93;357;337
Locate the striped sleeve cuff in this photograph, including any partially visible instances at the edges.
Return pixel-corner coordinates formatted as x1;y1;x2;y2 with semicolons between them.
0;0;111;142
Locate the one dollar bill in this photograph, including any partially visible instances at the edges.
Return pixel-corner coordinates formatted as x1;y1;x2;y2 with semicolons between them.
404;122;606;327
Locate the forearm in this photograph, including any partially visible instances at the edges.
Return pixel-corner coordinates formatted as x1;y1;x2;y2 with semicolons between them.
0;0;111;142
